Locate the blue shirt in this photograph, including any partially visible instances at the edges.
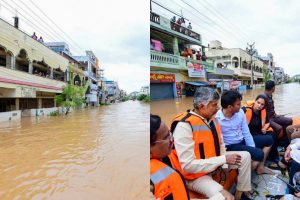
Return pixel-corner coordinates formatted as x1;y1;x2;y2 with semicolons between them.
216;109;255;147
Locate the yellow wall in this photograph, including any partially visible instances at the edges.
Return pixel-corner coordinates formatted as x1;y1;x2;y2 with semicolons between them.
0;18;68;71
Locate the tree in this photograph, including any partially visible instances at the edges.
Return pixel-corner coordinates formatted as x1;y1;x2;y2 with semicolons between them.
55;84;85;115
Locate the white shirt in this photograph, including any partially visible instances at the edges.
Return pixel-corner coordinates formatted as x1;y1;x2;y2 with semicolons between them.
290;138;300;164
173;111;227;174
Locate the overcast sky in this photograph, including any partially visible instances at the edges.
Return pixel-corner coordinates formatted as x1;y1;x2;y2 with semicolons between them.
0;0;149;93
153;0;300;77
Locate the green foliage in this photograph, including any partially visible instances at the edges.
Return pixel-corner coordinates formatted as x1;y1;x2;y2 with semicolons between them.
100;102;110;106
55;84;85;115
137;94;150;103
285;80;292;84
121;96;129;102
263;68;271;82
50;110;60;116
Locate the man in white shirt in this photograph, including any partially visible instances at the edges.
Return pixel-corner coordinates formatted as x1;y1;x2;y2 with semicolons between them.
284;138;300;197
172;87;252;200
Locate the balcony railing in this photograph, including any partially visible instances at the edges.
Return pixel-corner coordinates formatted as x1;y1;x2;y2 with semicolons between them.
150;50;186;69
150;12;201;42
170;22;201;41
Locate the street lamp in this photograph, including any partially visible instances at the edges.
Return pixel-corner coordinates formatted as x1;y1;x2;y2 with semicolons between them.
246;43;256;87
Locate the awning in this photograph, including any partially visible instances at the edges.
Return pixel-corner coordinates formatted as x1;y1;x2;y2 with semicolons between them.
186;81;209;86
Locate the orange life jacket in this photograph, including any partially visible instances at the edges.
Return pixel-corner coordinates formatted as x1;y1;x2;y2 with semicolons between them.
169;112;222;180
150;159;189;200
244;100;273;131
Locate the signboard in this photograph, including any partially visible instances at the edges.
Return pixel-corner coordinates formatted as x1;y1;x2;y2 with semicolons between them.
150;73;175;83
229;80;242;90
16;86;36;98
187;62;206;78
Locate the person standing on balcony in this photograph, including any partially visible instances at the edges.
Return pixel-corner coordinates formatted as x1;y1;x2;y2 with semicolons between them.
38;36;44;43
196;51;201;61
187;22;192;36
202;52;207;61
32;32;37;40
180;18;186;34
176;18;181;32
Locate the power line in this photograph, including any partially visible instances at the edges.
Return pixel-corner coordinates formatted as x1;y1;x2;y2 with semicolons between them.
200;0;252;42
154;0;238;46
27;0;86;55
178;0;245;44
13;0;85;55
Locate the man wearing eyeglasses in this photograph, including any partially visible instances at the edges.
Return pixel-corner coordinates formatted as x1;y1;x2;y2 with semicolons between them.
170;87;252;200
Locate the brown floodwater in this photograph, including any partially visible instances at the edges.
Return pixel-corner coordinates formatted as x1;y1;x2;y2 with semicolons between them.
0;101;149;200
151;83;300;127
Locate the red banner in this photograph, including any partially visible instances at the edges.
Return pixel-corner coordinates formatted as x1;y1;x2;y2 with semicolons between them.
150;73;175;83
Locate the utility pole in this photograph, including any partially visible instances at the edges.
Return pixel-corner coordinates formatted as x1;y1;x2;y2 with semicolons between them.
246;42;256;87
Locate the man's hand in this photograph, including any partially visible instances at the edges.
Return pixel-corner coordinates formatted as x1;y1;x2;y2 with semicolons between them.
261;129;267;134
226;154;241;165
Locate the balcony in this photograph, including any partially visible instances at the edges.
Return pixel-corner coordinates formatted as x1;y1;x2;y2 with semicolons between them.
150;50;186;70
150;12;201;45
0;66;66;94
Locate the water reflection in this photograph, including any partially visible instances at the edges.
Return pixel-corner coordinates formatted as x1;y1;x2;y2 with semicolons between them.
0;101;149;200
151;83;300;126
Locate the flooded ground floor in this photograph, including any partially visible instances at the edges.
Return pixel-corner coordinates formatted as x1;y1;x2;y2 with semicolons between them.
0;101;149;199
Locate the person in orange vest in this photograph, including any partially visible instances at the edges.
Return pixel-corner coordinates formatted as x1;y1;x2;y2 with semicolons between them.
150;114;190;200
171;87;252;200
242;94;274;174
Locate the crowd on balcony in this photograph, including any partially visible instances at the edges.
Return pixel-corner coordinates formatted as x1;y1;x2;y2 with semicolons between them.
180;47;207;61
32;32;44;43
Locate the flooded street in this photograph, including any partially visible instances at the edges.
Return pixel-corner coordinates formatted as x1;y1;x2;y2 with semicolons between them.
151;83;300;126
0;101;149;200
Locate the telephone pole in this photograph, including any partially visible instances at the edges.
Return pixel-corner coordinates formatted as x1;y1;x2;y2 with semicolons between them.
246;42;256;87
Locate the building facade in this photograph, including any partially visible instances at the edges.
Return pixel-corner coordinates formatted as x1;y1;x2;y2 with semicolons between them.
0;18;69;121
150;12;234;100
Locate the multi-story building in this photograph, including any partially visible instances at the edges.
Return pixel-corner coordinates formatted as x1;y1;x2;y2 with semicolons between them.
105;80;120;103
150;12;234;100
274;67;285;84
0;18;68;121
73;51;101;105
140;85;149;95
206;40;264;85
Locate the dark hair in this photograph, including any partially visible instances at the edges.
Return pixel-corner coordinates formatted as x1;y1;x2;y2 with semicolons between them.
255;94;267;108
221;90;242;108
265;80;275;91
150;114;161;145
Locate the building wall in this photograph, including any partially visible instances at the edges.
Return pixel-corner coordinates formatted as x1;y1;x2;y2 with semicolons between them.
0;18;68;70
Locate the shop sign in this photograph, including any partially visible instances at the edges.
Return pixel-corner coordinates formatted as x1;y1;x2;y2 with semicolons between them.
16;86;36;98
187;62;206;78
150;73;175;83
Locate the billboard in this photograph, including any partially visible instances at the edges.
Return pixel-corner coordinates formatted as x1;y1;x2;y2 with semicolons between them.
187;62;206;78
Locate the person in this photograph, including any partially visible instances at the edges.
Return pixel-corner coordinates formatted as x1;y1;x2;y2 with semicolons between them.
32;32;37;40
171;87;252;200
180;17;186;34
216;90;273;175
263;80;292;140
287;124;300;141
201;52;207;61
262;80;293;162
171;16;176;23
38;36;44;43
187;22;192;36
242;95;274;174
283;138;300;197
196;51;201;60
175;17;181;32
150;114;189;200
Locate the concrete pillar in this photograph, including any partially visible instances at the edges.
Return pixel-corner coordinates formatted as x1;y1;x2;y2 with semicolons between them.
28;61;33;74
11;56;15;69
50;68;53;79
6;54;11;68
54;98;56;107
38;98;42;109
172;37;179;55
15;98;19;110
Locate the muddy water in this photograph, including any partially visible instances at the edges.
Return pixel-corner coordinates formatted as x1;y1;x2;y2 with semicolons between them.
151;83;300;126
0;101;149;200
